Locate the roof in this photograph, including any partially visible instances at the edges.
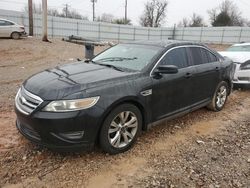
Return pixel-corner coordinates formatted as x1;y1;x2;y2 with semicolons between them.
0;18;16;24
124;40;205;48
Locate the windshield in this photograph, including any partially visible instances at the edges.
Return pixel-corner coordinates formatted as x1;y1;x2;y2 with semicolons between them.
226;45;250;52
92;44;162;71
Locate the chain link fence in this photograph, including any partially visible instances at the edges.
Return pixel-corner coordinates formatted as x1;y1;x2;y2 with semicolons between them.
1;9;250;44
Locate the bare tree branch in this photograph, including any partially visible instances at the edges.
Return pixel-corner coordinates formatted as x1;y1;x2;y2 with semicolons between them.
140;0;168;27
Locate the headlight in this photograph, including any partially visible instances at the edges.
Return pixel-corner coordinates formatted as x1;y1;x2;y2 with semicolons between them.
240;60;250;70
43;96;100;112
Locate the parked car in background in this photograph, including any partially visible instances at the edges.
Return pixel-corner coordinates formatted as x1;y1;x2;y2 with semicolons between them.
15;41;234;154
219;43;250;88
0;18;27;39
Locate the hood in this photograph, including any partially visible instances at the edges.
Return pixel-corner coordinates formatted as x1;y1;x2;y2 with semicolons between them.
219;51;250;63
23;62;138;100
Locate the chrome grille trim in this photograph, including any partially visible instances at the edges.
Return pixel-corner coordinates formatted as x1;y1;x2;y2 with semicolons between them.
15;87;43;115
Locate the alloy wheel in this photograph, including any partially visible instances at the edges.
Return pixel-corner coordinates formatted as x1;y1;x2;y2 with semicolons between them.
108;111;138;148
216;85;227;108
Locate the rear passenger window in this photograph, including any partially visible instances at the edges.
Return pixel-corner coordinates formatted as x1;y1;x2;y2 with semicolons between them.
200;48;209;64
207;51;218;62
190;47;218;65
189;47;203;65
0;20;5;26
0;20;14;26
161;47;188;68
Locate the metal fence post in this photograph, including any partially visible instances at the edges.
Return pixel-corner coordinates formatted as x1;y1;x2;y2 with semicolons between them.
21;14;24;26
160;29;163;40
76;21;79;36
98;23;101;40
148;28;150;40
118;25;121;42
199;27;203;42
221;28;225;44
182;27;185;40
51;17;54;38
238;27;243;43
133;27;136;41
172;24;176;40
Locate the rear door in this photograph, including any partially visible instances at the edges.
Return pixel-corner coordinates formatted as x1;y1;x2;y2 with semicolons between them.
188;47;221;104
0;20;13;37
151;47;196;121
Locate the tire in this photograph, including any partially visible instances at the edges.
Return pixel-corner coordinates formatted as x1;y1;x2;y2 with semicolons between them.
99;103;142;154
207;81;229;112
11;32;20;40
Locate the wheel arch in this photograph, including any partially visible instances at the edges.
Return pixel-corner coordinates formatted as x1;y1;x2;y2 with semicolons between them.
223;79;232;95
96;97;147;143
10;31;20;39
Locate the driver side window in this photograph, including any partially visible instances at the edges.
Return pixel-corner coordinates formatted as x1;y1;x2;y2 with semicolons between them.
160;47;189;69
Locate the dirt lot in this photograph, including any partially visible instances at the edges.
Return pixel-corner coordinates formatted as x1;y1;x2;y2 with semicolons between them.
0;38;249;188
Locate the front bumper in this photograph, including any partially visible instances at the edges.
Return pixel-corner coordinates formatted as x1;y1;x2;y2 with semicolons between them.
15;105;105;152
19;31;27;37
233;64;250;85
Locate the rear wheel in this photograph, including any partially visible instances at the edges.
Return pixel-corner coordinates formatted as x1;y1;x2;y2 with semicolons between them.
207;81;229;111
99;104;142;154
11;32;20;40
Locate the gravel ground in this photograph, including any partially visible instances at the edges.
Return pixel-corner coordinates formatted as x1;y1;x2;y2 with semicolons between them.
0;38;249;188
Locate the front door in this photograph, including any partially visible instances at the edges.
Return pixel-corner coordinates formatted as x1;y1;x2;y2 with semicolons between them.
151;47;195;121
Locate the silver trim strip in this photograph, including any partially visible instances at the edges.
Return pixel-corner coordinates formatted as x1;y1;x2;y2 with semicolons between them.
150;45;219;77
22;87;43;102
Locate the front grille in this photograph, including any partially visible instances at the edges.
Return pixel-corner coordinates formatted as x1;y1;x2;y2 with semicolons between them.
15;87;43;115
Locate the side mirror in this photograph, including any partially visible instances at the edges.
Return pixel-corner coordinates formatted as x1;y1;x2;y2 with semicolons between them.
155;65;178;75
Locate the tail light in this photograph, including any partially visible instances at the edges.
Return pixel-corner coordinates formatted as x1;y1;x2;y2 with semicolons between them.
20;27;25;30
240;60;250;70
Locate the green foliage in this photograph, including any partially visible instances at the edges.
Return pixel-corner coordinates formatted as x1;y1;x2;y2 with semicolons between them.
212;12;232;26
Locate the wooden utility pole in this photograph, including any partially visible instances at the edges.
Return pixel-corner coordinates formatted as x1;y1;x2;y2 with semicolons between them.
42;0;48;41
125;0;127;24
28;0;33;36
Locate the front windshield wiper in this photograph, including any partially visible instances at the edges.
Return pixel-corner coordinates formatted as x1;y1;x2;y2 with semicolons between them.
96;63;124;72
84;59;97;63
96;57;137;62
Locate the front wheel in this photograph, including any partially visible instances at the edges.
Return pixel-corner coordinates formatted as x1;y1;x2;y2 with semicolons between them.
99;104;142;154
207;81;229;111
11;32;20;40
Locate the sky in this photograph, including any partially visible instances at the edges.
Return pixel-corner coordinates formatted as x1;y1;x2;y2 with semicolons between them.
0;0;250;26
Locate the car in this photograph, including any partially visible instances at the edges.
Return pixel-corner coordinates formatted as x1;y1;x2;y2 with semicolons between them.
15;41;234;154
0;18;27;39
219;43;250;88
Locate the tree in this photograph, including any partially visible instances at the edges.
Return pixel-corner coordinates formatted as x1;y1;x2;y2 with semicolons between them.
189;13;205;27
178;13;205;27
112;18;132;25
23;3;88;20
61;7;88;20
47;9;60;17
178;18;189;27
96;13;114;23
139;0;168;27
208;0;244;26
